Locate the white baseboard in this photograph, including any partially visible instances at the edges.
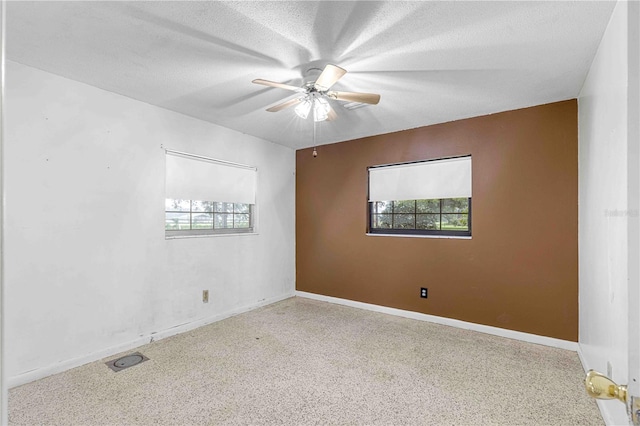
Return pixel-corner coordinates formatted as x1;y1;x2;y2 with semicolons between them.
577;344;590;373
8;292;294;388
296;291;578;351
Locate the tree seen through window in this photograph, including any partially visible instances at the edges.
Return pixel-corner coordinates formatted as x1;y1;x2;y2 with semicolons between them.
370;198;470;233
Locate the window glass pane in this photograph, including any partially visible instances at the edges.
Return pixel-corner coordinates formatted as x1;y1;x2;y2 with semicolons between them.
373;214;392;228
214;202;234;213
165;199;190;212
234;214;250;228
417;199;440;214
369;196;470;235
166;199;254;235
442;198;469;213
375;201;393;214
165;212;191;230
192;201;214;212
441;214;469;230
416;214;440;230
394;200;415;213
214;213;233;228
393;214;414;229
192;213;213;229
234;203;250;214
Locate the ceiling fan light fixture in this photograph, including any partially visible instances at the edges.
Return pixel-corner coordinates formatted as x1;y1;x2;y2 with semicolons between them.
313;97;330;122
294;97;312;119
295;95;330;122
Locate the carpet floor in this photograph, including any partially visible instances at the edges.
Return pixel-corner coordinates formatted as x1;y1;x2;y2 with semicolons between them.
9;297;603;425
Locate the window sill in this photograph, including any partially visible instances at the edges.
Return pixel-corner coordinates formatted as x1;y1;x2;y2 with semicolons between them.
166;232;259;240
366;233;471;240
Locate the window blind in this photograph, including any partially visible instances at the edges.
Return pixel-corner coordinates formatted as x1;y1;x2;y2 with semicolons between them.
165;151;256;204
368;156;471;202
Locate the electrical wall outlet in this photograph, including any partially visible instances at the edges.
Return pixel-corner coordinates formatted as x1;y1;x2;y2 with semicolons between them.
203;290;209;303
420;288;428;298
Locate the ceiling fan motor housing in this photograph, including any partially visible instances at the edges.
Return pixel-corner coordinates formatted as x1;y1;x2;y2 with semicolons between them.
302;68;324;90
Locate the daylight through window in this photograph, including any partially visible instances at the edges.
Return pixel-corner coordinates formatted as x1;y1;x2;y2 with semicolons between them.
368;156;472;237
165;200;253;233
165;150;256;237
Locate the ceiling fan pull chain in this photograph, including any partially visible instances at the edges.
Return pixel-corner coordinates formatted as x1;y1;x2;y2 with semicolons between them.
313;96;318;157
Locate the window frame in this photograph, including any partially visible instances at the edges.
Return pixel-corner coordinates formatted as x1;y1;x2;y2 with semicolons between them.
367;198;472;237
367;156;472;237
164;149;258;239
165;200;255;238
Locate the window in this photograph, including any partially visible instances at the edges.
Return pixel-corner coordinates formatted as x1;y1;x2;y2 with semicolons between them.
165;151;256;237
370;198;471;235
165;200;254;234
368;156;472;237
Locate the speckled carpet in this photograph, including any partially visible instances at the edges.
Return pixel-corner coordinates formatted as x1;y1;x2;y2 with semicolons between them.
9;297;602;425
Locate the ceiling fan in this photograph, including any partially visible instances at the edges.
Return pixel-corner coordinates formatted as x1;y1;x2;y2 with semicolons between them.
252;64;380;122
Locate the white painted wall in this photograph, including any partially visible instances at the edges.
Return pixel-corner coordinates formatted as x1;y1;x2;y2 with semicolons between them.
4;61;295;385
578;2;629;425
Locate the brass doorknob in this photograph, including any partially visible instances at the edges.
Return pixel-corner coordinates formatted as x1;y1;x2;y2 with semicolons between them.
585;370;628;403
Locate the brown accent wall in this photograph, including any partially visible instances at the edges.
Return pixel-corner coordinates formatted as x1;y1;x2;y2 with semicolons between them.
296;100;578;341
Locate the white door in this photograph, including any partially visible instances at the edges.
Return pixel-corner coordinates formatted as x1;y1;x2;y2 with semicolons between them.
586;3;640;424
629;0;640;423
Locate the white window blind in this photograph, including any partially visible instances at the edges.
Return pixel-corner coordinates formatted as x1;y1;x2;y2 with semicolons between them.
165;151;256;205
368;156;471;202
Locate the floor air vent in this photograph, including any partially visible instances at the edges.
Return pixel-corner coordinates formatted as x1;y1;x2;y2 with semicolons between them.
106;352;149;372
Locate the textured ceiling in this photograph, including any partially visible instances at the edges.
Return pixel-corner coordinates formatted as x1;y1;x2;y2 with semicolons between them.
7;1;615;149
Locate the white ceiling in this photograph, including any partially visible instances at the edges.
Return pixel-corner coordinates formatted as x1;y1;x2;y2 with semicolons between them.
7;1;615;149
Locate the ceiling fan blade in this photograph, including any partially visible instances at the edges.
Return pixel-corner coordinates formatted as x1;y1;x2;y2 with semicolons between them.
252;79;304;92
314;64;347;91
328;91;380;105
326;105;338;121
266;97;303;112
